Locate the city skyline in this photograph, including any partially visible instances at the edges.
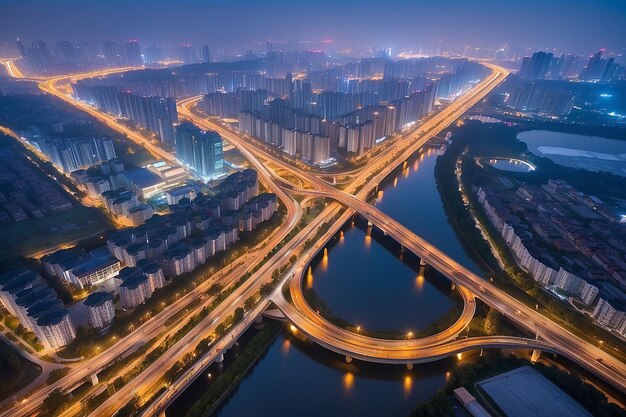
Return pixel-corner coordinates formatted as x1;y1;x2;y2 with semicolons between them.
0;2;625;417
1;0;625;54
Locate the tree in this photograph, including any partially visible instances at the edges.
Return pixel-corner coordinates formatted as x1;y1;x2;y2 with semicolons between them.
42;389;69;415
234;307;244;322
244;296;256;311
215;323;226;336
207;283;223;296
47;367;70;384
484;308;502;335
260;283;272;296
409;391;454;417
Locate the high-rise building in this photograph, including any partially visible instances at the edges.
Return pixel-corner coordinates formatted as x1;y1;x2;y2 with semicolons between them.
201;45;211;63
518;51;553;80
175;122;224;180
0;268;76;350
83;292;115;330
124;40;143;66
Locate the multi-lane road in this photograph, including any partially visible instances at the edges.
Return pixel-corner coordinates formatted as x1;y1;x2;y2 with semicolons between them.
179;63;626;392
4;58;624;417
0;66;305;417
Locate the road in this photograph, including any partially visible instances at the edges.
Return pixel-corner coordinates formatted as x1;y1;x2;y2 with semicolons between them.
0;66;303;417
90;201;339;417
9;58;624;417
179;62;626;392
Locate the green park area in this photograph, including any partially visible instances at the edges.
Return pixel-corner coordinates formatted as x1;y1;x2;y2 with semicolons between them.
0;206;111;264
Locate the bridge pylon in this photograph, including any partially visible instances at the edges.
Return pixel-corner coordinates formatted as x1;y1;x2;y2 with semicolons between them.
90;373;99;386
531;350;542;362
345;356;352;363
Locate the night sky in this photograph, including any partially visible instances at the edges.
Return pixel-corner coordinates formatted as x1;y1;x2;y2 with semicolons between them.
1;0;625;53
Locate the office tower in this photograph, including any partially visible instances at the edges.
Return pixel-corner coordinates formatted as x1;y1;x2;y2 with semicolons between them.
175;122;224;180
201;45;211;63
55;40;79;65
102;40;121;66
578;50;619;81
16;39;54;74
124;40;143;66
519;51;553;80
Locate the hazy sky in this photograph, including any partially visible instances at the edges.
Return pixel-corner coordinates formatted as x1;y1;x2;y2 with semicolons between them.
2;0;625;53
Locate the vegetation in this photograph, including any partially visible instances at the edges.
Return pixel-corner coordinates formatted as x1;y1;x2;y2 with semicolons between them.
46;367;70;385
408;391;454;417
434;120;626;361
0;339;42;401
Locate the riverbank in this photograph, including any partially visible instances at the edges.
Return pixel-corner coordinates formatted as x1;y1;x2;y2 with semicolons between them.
434;120;626;362
183;321;282;417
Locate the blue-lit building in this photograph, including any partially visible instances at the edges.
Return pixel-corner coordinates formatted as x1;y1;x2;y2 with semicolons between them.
175;122;224;181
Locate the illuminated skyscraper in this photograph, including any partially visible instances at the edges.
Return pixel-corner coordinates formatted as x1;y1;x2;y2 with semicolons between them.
175;122;224;180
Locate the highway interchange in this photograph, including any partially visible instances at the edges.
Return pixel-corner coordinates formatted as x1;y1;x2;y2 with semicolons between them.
0;59;624;416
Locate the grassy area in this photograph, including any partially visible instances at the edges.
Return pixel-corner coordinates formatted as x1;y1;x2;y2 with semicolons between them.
0;339;42;402
0;206;110;264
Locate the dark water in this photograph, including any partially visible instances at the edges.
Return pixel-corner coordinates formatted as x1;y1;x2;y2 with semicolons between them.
170;145;486;417
308;220;459;333
209;330;468;417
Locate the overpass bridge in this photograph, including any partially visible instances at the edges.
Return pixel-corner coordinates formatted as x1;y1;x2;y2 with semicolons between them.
179;60;626;392
274;187;626;391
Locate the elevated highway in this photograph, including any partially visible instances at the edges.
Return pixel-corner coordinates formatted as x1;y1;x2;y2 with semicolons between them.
180;62;626;391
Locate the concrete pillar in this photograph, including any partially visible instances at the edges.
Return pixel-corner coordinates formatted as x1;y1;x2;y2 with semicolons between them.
451;283;456;290
215;353;225;363
531;350;541;362
400;245;405;253
255;315;263;324
479;348;484;356
333;177;336;185
367;220;373;227
90;373;99;386
406;363;413;370
345;356;352;363
419;259;426;267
